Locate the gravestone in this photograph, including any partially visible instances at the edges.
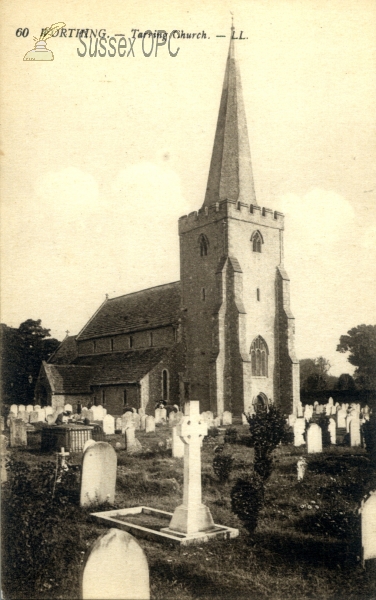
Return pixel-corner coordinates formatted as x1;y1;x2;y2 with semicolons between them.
297;456;307;481
125;426;142;455
166;401;215;535
138;407;145;417
0;417;4;432
10;419;27;447
242;413;248;425
64;403;73;413
6;412;16;428
34;404;41;410
115;417;122;432
103;414;115;435
83;438;97;454
81;528;150;600
10;404;18;415
29;410;38;423
346;414;353;433
86;409;94;423
214;416;221;427
350;418;361;447
288;414;297;426
145;416;155;433
155;407;167;424
307;423;322;454
140;415;147;431
45;406;53;416
222;411;232;426
37;408;46;422
132;413;141;430
46;414;55;425
169;411;177;427
337;408;347;428
175;411;184;423
121;412;134;433
360;491;376;566
20;411;29;423
293;418;306;446
80;442;117;507
172;426;184;458
328;418;336;444
18;404;26;413
26;404;33;413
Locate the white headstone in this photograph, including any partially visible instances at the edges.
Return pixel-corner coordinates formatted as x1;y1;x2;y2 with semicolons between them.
64;403;73;413
140;415;147;431
328;417;337;444
297;456;307;481
307;423;322;454
18;404;26;413
337;408;347;428
46;414;55;425
350;418;361;447
125;426;142;455
293;418;306;446
91;405;101;421
360;491;376;564
26;404;33;413
115;417;122;432
45;406;53;416
169;411;177;427
155;407;167;424
222;411;232;426
172;426;184;458
121;411;134;434
346;414;353;433
37;408;46;422
138;407;145;417
20;411;29;423
288;414;297;426
103;414;115;435
214;416;222;427
242;413;248;425
83;439;97;454
167;401;214;535
80;442;117;507
86;409;94;423
132;413;141;430
81;529;150;600
145;415;155;433
29;410;39;424
10;404;18;415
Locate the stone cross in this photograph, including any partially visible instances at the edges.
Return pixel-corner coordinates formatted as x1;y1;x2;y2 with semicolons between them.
167;401;215;535
57;447;70;470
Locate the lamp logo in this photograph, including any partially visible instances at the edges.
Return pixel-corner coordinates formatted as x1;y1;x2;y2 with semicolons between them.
23;22;65;61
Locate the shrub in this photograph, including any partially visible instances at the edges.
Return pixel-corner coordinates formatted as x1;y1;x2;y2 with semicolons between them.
245;406;288;480
362;412;376;463
213;452;234;483
2;459;85;599
206;426;219;438
231;473;265;535
224;426;238;444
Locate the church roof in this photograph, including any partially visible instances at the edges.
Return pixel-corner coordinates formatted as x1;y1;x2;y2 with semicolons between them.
203;28;257;207
73;348;168;384
77;281;181;341
47;335;77;365
43;363;93;394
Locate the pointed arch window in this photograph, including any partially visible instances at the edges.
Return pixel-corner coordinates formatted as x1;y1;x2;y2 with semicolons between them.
250;336;269;377
199;234;209;257
251;230;263;253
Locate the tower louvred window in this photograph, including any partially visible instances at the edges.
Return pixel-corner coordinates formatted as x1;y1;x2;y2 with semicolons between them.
199;234;209;256
250;336;268;377
251;231;263;253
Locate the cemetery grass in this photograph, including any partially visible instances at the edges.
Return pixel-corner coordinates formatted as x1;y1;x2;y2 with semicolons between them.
3;426;376;600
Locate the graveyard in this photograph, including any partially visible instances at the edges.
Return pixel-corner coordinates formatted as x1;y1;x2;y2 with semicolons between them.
2;402;376;600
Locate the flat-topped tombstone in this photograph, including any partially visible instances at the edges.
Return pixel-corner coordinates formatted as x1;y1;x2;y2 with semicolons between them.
307;423;322;454
103;414;115;435
145;415;155;433
293;418;306;446
80;442;117;507
360;491;376;566
81;528;150;600
337;408;347;428
328;418;336;444
172;426;184;458
10;419;27;447
167;401;215;535
350;418;361;447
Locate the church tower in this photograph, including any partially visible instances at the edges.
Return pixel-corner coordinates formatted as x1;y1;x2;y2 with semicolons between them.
179;29;300;416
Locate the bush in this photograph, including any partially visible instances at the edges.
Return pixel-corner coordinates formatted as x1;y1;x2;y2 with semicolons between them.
2;459;85;599
213;452;234;483
362;412;376;463
245;406;288;480
206;426;219;438
318;415;331;447
231;473;265;535
224;426;238;444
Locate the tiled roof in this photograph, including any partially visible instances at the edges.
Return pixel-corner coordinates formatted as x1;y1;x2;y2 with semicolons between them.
43;363;93;394
73;348;168;384
77;282;181;341
48;335;78;365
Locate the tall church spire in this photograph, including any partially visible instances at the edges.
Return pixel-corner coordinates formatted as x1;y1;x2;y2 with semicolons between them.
203;25;257;207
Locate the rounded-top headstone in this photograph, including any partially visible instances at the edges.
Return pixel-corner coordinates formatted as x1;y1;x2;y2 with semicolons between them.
83;438;97;454
81;528;150;599
80;442;117;506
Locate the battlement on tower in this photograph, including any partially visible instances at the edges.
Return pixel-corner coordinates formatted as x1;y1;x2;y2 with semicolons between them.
179;200;284;234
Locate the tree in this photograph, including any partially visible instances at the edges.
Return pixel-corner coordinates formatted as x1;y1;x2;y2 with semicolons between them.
245;405;288;480
300;356;333;391
337;373;356;391
337;325;376;389
1;320;60;406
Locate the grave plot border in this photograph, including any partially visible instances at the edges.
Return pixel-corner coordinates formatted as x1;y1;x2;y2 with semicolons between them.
90;506;239;546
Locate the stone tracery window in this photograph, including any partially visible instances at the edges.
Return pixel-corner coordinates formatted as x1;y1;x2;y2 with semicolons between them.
250;336;268;377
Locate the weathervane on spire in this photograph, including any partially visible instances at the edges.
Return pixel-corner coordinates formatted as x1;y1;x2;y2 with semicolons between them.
230;12;234;32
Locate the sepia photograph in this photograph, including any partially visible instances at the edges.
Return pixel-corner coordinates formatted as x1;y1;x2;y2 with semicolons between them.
1;0;375;598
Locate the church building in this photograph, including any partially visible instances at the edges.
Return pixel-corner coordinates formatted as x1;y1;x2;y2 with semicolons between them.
35;31;300;417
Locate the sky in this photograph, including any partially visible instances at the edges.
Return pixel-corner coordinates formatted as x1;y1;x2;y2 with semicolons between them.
1;0;375;376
